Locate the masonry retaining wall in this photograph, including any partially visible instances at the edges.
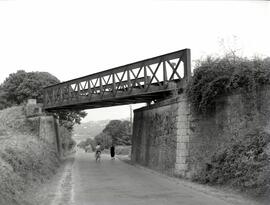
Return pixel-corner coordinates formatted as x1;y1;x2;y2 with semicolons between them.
131;86;270;178
131;95;189;176
26;115;62;157
188;86;270;178
39;116;62;155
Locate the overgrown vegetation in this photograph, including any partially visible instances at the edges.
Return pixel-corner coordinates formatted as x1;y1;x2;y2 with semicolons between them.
192;130;270;197
0;106;60;205
187;56;270;113
59;126;77;152
188;54;270;197
0;136;60;205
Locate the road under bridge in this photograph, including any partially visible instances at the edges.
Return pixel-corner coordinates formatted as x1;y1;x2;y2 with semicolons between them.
43;48;193;178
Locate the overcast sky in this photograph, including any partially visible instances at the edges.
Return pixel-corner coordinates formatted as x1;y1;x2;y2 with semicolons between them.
0;0;270;122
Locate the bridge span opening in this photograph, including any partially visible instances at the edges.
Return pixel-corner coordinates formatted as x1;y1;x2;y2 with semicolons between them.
43;48;192;177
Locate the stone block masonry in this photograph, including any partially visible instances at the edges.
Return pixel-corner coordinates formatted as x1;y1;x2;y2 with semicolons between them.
25;100;63;156
131;85;270;178
174;94;191;177
187;86;270;178
131;99;178;176
25;99;42;117
39;116;62;155
131;94;191;177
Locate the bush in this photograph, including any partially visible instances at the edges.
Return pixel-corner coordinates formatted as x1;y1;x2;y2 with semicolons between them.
187;56;270;113
0;135;60;205
59;126;76;152
115;146;131;155
192;130;270;196
77;138;96;152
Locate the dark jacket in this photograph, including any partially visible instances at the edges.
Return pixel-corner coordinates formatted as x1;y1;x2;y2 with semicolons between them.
110;146;115;157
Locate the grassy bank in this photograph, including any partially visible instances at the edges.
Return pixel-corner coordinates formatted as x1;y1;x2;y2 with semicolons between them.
0;106;60;205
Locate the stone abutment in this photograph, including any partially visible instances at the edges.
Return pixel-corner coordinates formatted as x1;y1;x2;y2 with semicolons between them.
131;86;270;178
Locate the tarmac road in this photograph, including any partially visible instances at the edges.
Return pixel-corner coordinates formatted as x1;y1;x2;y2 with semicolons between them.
69;150;235;205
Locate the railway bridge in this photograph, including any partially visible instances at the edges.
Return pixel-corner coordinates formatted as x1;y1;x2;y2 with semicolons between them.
43;49;191;111
43;48;192;177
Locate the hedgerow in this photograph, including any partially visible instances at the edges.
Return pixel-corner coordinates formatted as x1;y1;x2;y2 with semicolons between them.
187;56;270;113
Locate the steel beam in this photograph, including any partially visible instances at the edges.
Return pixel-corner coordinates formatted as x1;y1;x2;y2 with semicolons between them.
43;49;191;110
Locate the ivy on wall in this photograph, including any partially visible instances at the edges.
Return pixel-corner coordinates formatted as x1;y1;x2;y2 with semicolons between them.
192;130;270;197
187;55;270;197
186;56;270;114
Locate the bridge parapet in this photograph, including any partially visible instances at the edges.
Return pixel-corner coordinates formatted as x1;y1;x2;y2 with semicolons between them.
43;48;191;110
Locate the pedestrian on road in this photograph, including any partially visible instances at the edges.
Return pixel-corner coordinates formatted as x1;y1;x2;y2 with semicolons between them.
110;145;115;160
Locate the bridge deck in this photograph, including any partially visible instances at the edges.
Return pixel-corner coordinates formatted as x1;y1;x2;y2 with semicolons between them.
43;49;191;110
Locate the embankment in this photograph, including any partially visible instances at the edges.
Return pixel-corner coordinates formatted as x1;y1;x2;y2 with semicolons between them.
0;106;60;205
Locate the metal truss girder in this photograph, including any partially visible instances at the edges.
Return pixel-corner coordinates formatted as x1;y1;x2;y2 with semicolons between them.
43;49;191;110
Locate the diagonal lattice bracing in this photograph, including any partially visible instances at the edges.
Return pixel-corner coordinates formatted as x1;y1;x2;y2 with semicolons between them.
43;48;191;110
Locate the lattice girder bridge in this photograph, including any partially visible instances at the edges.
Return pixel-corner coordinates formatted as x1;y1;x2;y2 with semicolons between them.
43;48;191;111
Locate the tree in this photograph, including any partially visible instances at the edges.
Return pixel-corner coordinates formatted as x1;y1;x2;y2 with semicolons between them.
77;138;96;151
103;120;122;140
94;132;112;149
0;70;87;130
55;109;87;131
1;70;60;104
103;120;132;145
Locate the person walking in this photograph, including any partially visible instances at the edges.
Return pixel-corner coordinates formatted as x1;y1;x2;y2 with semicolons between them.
110;145;115;160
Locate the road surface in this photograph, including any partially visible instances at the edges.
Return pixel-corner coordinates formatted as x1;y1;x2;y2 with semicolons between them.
30;149;258;205
47;150;248;205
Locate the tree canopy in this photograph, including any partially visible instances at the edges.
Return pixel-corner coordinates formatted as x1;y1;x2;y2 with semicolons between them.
1;70;60;105
0;70;87;130
103;120;131;145
94;132;112;149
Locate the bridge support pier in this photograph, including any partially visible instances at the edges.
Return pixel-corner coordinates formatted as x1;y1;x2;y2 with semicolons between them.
131;94;192;177
174;95;191;177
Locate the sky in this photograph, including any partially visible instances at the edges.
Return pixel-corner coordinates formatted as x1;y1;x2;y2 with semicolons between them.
0;0;270;122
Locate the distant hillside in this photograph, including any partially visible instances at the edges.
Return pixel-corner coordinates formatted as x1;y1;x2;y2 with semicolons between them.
72;120;109;142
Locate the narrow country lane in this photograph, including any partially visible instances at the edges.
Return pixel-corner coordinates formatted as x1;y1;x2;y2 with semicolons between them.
67;150;236;205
